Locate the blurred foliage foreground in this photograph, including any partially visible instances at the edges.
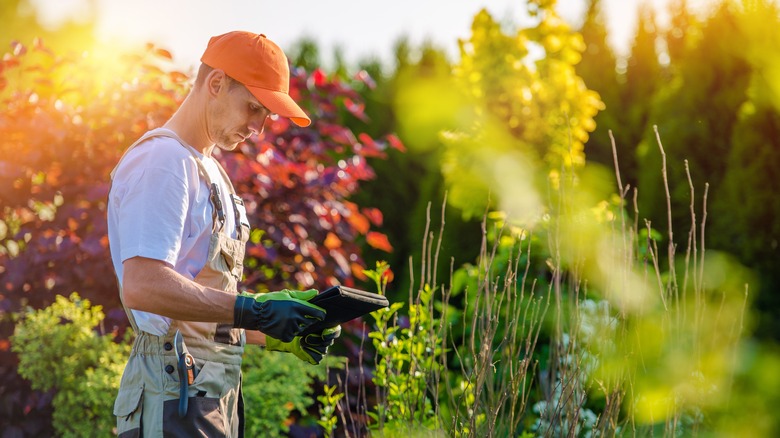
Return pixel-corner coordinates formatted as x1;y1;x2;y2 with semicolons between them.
5;1;780;437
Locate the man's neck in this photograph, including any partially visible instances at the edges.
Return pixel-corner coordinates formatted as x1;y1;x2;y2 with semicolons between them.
163;94;215;156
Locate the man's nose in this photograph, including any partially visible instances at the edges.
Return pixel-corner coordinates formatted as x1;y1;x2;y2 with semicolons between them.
248;112;269;135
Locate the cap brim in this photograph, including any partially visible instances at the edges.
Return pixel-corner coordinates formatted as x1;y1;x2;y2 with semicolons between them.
248;86;311;127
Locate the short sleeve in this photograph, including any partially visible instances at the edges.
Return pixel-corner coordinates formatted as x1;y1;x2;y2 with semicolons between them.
116;168;189;266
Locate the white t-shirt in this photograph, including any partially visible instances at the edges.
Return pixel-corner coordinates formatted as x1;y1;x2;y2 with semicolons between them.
108;134;244;335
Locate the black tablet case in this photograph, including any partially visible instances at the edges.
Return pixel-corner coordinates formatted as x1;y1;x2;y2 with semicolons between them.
302;285;389;335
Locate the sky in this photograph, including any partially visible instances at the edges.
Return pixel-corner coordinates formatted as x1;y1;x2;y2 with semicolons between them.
28;0;719;72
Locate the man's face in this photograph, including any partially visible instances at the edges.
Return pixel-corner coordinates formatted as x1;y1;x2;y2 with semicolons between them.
209;77;272;151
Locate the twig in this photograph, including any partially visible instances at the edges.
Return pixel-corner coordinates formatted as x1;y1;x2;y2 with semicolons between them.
653;125;677;303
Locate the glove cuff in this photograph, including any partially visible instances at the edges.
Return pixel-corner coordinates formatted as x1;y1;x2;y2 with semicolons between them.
233;295;254;329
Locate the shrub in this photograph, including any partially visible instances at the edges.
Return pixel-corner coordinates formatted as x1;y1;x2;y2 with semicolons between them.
11;293;129;437
241;344;342;437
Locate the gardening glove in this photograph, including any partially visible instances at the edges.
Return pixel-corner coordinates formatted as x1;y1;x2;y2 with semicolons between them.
233;289;326;342
266;325;342;365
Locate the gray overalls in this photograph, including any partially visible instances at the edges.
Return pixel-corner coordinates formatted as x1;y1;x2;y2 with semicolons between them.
111;129;250;437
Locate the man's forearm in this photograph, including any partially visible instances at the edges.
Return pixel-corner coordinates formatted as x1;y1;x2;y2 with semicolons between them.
122;256;236;324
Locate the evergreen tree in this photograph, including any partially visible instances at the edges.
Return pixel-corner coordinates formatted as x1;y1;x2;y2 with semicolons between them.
664;0;698;67
717;105;780;338
636;1;751;242
576;0;625;173
622;4;662;188
711;0;780;339
351;39;483;299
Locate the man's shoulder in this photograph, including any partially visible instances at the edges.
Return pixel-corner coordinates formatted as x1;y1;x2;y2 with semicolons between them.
131;134;191;158
116;135;196;176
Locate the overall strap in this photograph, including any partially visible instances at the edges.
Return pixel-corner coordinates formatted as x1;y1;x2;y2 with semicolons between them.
110;128;209;185
210;158;249;240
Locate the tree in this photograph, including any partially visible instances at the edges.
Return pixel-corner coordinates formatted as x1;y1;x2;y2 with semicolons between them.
438;1;603;219
576;0;624;170
350;38;484;300
711;0;780;339
636;1;752;247
223;64;402;291
620;4;663;188
664;0;699;67
0;39;185;436
288;37;322;73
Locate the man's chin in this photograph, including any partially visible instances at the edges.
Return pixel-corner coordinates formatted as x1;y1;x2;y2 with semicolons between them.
216;141;240;152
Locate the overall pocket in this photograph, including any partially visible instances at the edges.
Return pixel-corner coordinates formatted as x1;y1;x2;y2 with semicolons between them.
162;359;228;437
113;385;143;438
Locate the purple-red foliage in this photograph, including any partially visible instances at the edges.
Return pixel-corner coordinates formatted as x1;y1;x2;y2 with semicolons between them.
223;66;402;292
0;40;186;435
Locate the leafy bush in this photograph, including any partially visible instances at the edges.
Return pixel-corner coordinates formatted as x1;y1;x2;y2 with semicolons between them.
241;345;333;437
368;273;443;432
223;66;403;291
11;293;129;437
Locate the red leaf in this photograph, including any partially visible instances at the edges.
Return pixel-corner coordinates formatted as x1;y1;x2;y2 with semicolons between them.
351;262;368;280
313;68;327;87
344;98;368;122
346;212;370;234
386;134;407;152
320;123;357;145
362;207;383;226
381;267;394;284
357;133;385;158
366;232;393;253
169;71;188;83
324;232;341;250
358;132;376;148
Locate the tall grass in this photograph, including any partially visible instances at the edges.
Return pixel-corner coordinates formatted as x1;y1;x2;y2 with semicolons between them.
324;127;758;437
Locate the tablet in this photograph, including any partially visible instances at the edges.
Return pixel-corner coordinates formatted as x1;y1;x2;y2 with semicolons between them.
302;285;389;335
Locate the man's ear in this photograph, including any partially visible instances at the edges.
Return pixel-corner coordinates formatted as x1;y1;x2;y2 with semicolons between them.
205;69;227;97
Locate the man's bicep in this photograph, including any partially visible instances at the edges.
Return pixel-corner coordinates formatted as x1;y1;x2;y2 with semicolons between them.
121;256;169;308
116;168;189;266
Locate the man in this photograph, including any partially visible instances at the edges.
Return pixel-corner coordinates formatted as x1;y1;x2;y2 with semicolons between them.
108;31;340;437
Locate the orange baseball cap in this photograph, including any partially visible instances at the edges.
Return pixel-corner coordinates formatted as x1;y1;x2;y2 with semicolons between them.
201;31;311;127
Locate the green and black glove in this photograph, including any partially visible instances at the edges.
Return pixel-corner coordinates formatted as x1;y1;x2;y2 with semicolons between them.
233;289;326;342
266;325;342;365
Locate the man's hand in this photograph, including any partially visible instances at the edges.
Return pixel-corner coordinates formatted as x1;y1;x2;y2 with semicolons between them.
266;326;341;365
233;289;326;342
